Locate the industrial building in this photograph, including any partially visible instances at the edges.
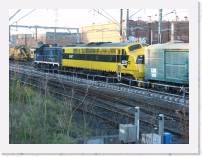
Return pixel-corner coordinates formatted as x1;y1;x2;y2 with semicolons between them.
81;20;189;44
10;32;79;48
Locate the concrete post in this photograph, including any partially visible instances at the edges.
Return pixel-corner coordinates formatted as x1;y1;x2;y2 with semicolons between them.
135;107;140;142
158;114;164;143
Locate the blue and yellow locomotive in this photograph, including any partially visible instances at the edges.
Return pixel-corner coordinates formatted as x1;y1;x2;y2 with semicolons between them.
34;42;147;80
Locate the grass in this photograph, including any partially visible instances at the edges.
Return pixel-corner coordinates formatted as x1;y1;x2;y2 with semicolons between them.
9;78;92;144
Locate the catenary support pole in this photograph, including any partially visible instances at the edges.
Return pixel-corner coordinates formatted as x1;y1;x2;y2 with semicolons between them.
120;9;123;41
126;9;129;41
171;22;174;42
158;9;163;43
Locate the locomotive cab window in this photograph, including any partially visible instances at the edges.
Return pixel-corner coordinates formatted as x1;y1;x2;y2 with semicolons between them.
136;55;144;64
129;44;142;52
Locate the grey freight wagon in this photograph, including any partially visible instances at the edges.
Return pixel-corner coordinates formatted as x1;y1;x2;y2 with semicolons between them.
144;42;189;85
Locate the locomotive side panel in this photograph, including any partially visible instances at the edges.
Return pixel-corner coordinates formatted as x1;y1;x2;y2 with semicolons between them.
62;47;121;73
62;43;145;80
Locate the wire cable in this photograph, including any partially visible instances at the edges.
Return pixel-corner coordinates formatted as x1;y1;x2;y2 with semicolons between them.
10;9;36;25
101;9;118;23
93;9;119;25
9;9;21;21
129;9;142;19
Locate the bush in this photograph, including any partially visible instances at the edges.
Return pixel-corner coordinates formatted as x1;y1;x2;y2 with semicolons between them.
9;79;92;144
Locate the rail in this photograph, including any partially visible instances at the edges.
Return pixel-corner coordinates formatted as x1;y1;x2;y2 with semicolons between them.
10;62;189;106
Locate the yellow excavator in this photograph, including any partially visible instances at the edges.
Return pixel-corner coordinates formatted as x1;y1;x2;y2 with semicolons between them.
9;45;34;61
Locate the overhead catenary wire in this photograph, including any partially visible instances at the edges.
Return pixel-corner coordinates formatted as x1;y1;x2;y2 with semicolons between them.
10;9;36;25
9;9;21;21
93;9;119;25
129;9;143;19
101;9;118;23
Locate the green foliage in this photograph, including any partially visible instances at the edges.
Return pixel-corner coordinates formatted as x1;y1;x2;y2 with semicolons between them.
9;79;92;144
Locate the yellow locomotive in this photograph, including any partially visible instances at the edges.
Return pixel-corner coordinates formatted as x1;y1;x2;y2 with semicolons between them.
62;42;147;80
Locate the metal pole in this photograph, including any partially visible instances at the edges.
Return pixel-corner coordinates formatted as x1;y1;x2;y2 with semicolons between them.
148;22;151;45
54;27;56;44
171;22;174;42
135;107;140;142
76;28;80;43
126;9;129;42
120;9;123;41
158;114;164;143
35;27;38;41
158;9;162;43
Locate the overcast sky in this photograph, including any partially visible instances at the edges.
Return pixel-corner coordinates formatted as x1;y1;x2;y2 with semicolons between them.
9;9;189;34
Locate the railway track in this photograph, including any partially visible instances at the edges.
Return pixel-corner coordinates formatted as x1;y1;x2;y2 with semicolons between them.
9;62;189;106
9;60;189;95
9;62;189;138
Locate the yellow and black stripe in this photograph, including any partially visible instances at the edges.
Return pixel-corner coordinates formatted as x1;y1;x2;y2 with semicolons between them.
62;53;129;63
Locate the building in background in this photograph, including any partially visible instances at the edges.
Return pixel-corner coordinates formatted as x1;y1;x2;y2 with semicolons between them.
45;32;79;46
80;22;124;43
81;20;189;44
10;20;189;48
10;32;79;48
128;20;189;44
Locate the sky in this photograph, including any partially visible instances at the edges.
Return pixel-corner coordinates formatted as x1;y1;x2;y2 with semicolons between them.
9;9;189;34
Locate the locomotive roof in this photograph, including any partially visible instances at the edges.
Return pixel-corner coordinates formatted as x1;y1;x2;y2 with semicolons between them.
64;42;142;48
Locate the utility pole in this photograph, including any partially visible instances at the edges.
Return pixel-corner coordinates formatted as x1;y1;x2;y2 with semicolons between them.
126;9;129;42
35;27;38;41
171;22;174;42
148;22;151;45
120;9;123;42
54;9;58;44
54;28;56;44
158;9;162;43
76;28;80;43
